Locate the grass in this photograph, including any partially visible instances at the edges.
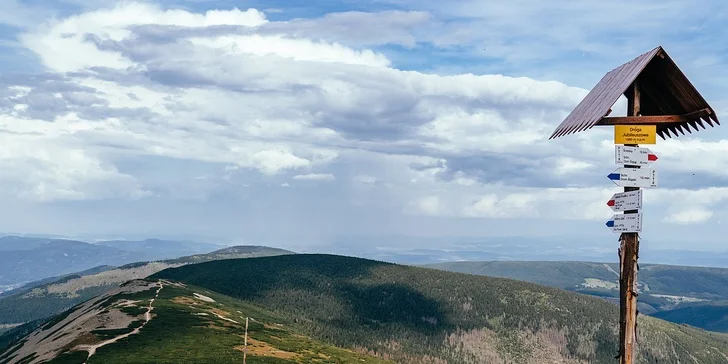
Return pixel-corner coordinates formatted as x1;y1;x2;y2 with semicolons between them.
50;283;395;364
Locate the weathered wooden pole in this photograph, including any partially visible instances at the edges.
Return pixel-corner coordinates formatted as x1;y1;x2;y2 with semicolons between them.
545;44;720;364
619;80;641;364
243;317;249;364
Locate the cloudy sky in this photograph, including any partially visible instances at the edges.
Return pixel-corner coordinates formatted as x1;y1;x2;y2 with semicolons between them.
1;0;728;251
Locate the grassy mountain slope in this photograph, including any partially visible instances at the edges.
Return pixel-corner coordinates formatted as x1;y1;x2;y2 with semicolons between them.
147;254;728;364
0;279;391;364
426;260;728;331
165;245;294;264
0;246;294;334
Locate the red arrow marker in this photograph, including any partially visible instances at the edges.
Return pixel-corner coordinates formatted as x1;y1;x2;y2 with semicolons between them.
606;199;615;207
648;153;658;161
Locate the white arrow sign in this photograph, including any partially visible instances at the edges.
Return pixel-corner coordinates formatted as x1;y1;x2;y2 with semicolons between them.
606;213;642;233
607;168;658;188
607;190;643;212
615;145;658;167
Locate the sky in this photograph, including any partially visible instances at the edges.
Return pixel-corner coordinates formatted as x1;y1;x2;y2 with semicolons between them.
1;0;728;252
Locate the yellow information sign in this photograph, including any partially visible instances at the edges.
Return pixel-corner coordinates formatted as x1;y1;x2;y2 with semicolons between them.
614;125;656;144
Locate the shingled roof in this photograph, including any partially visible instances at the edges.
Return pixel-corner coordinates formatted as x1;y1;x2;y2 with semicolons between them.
549;46;719;140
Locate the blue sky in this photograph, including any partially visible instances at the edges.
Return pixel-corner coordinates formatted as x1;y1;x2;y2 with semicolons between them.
1;0;728;253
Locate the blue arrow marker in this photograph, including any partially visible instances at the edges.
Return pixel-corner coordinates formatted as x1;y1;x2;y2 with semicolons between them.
606;220;615;228
607;173;620;181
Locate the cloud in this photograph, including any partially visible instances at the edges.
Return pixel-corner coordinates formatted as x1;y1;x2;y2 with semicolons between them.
665;208;713;224
293;173;335;181
0;131;150;202
0;1;725;241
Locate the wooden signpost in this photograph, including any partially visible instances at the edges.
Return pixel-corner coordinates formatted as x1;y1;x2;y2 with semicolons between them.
548;46;719;364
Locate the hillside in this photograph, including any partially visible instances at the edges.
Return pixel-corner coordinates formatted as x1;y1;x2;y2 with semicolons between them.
5;255;728;363
424;261;728;299
425;260;728;331
0;279;388;364
127;254;728;363
0;246;294;335
0;236;227;291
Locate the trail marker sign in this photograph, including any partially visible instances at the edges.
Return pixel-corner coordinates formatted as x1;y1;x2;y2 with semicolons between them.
607;190;643;212
607;168;657;188
548;46;721;364
615;145;658;167
614;125;657;144
606;213;642;233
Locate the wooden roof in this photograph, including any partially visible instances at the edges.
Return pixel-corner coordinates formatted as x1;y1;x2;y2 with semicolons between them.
549;46;719;140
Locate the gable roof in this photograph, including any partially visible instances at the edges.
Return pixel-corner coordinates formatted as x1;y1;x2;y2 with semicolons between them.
549;46;719;140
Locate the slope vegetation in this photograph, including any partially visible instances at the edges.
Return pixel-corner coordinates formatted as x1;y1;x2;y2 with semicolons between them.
426;260;728;331
0;246;293;335
0;279;387;364
150;254;728;364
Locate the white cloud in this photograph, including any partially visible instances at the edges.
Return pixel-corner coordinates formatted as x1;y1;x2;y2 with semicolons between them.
0;1;725;242
293;173;335;181
665;208;714;224
0;138;150;202
19;3;269;72
249;149;311;175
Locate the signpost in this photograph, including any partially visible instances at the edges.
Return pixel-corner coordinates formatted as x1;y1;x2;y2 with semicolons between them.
606;213;643;233
548;46;720;364
607;167;657;188
607;190;643;212
615;145;658;166
614;125;657;144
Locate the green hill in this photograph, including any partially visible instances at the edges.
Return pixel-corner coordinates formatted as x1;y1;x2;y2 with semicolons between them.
424;260;728;332
132;254;728;363
0;279;389;364
4;254;728;363
0;246;294;335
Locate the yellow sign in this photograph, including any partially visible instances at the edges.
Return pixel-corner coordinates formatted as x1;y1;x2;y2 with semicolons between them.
614;125;656;144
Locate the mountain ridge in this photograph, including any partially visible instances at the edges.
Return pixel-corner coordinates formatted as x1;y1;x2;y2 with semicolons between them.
146;254;728;363
0;245;295;336
5;254;728;363
425;260;728;332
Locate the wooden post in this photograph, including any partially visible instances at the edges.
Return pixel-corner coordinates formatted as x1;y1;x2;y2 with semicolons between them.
244;317;249;364
619;81;640;364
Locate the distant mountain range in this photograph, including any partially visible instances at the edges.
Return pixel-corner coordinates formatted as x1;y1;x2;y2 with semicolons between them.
306;234;728;267
0;236;228;290
425;260;728;332
0;245;294;335
3;255;728;363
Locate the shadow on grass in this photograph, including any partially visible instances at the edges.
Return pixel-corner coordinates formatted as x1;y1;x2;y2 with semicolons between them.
151;254;454;335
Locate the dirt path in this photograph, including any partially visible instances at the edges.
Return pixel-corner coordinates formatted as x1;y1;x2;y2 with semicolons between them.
79;280;164;363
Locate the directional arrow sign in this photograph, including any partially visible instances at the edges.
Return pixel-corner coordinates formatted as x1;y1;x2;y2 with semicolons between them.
615;145;658;167
606;213;642;233
607;190;643;212
607;168;658;188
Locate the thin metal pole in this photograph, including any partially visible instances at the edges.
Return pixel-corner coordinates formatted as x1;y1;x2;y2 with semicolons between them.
619;81;641;364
